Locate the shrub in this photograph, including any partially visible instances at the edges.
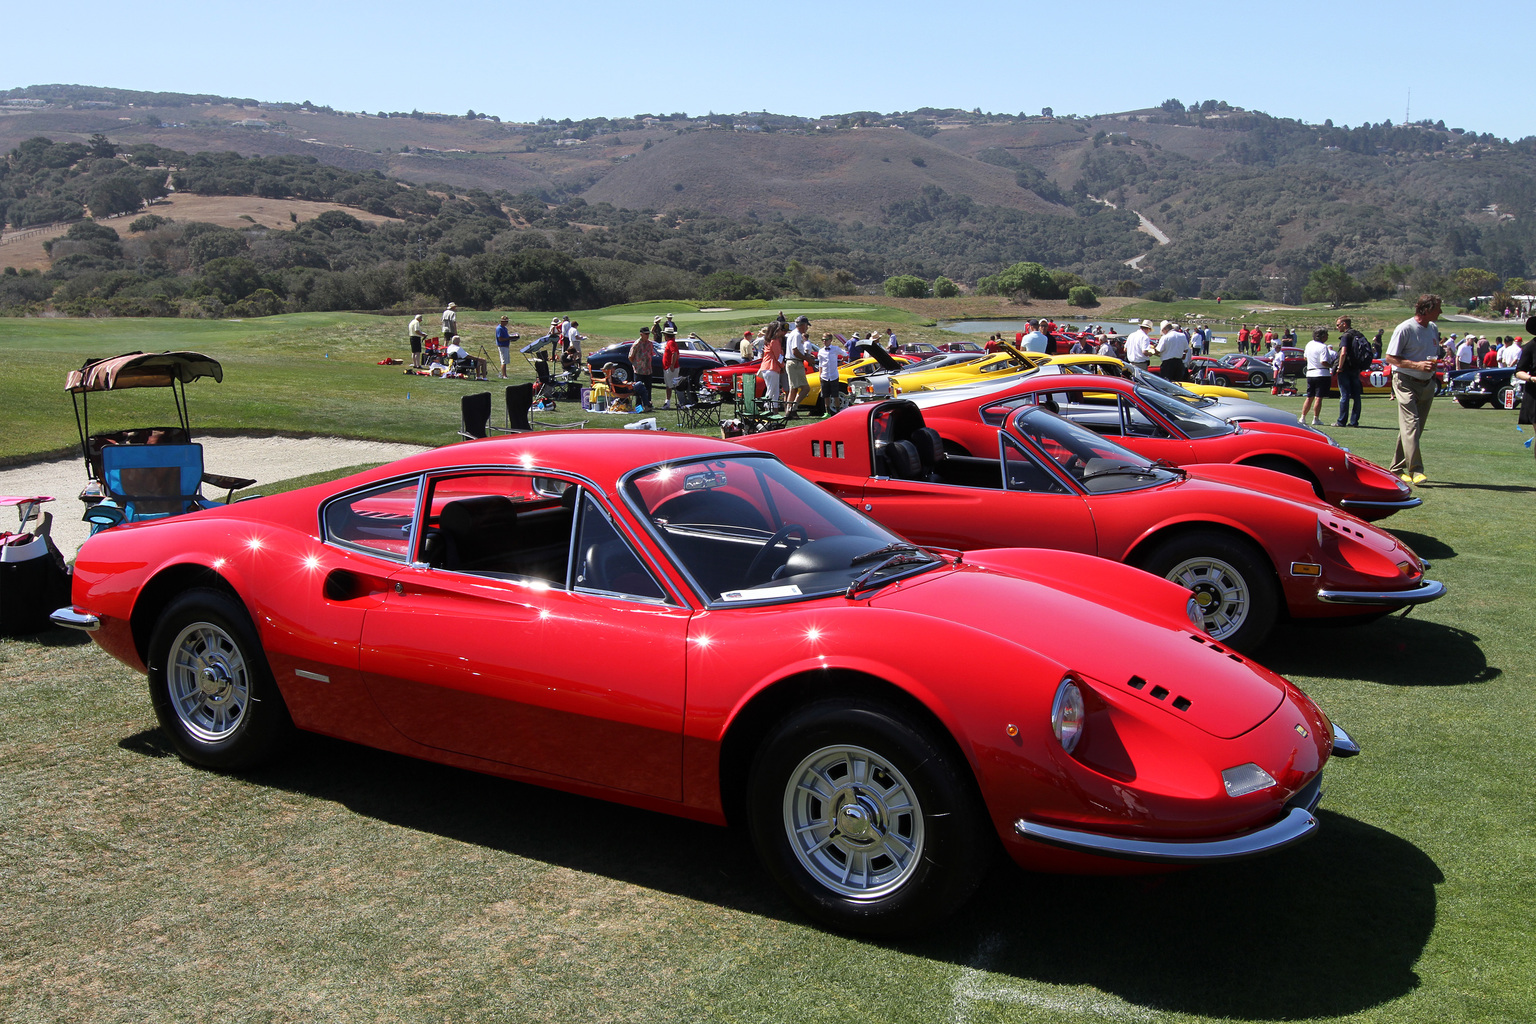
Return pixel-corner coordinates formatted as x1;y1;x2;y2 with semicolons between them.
1067;285;1099;307
933;276;960;298
883;274;930;298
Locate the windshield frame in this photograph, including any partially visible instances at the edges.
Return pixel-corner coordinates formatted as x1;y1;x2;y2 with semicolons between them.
1006;407;1181;495
1131;384;1238;439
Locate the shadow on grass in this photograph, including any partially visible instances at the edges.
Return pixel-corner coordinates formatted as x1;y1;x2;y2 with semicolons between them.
22;626;92;648
1257;618;1499;686
1388;530;1457;561
118;726;1441;1019
1420;481;1536;494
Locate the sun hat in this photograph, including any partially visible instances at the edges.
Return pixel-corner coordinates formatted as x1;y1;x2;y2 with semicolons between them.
1140;319;1155;330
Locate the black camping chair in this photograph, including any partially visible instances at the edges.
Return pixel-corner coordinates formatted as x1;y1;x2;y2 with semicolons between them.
457;392;493;440
675;385;722;430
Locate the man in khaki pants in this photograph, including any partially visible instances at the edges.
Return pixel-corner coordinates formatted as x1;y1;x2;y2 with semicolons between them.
1384;294;1442;485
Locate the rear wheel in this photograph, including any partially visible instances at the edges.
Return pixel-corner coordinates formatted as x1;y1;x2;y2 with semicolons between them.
1248;371;1267;387
747;698;990;936
1137;532;1279;652
147;588;293;770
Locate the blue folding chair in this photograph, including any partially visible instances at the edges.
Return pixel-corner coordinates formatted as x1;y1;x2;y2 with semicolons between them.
85;444;222;533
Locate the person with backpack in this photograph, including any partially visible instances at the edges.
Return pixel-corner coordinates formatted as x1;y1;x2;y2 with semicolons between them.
1333;316;1369;427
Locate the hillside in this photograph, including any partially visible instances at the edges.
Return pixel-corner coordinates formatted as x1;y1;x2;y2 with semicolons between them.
4;87;1535;312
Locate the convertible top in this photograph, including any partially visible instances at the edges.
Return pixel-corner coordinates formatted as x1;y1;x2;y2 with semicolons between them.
65;351;224;394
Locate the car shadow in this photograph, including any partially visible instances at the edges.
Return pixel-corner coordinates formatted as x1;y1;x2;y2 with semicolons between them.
1387;530;1457;561
1256;618;1499;686
1419;481;1536;495
117;727;1441;1019
20;625;92;648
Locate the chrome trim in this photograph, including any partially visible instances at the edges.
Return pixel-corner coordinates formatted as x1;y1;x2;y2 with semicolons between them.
294;669;330;683
1316;579;1446;605
1013;805;1319;862
50;607;100;631
1331;722;1362;758
1338;496;1423;512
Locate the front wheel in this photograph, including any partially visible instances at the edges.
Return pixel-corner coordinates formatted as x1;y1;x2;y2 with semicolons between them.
1455;397;1487;409
1248;371;1267;387
1138;532;1279;652
747;698;991;936
147;588;293;770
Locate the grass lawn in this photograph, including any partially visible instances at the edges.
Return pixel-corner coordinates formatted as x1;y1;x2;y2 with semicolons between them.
1;314;1534;1022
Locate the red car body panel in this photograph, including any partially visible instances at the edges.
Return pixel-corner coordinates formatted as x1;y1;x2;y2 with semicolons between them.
913;373;1417;521
65;431;1349;878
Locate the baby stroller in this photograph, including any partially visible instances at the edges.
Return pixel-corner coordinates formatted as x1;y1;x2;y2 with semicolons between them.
522;335;584;406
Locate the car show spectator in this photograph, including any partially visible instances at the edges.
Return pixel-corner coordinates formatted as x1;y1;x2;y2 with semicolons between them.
1456;335;1477;369
759;323;785;410
1385;294;1443;485
1157;321;1190;381
408;312;425;368
660;326;680;409
1334;316;1370;427
1125;320;1156;370
818;333;846;412
1301;328;1335;426
739;329;755;360
440;302;457;341
628;326;654;410
1020;321;1050;353
1500;336;1522;367
1515;317;1536;464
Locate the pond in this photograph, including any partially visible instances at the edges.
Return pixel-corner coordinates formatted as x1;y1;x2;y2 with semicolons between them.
938;318;1232;342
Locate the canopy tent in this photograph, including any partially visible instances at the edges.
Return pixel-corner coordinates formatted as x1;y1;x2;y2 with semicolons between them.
65;351;223;394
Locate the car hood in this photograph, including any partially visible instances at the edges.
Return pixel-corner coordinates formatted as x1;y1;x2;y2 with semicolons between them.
870;564;1285;739
1202;397;1304;427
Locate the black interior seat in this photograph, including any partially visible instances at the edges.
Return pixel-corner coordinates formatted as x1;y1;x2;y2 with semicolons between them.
439;496;519;573
910;427;946;480
885;439;923;480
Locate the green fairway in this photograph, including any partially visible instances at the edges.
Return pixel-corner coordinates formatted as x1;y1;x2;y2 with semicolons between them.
1;313;1533;1022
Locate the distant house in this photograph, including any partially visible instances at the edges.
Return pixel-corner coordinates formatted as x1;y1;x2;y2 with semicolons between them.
232;119;269;128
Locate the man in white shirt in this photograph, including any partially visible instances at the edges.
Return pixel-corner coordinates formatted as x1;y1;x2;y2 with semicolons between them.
786;315;812;358
1300;328;1335;426
1019;321;1050;353
818;334;846;413
441;302;457;341
1385;294;1443;484
1499;337;1521;367
1124;320;1156;370
1157;321;1191;381
1455;335;1476;369
407;313;424;368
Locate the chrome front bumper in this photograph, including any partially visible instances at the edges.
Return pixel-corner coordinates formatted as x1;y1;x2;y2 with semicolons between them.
1014;778;1324;863
1338;496;1423;514
50;607;100;631
1316;579;1446;606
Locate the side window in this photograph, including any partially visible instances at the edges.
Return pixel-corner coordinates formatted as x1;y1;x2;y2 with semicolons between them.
323;478;422;559
418;472;575;583
573;493;667;601
1122;398;1171;438
1002;435;1070;494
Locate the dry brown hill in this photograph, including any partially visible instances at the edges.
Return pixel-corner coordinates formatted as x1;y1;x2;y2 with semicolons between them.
581;128;1068;219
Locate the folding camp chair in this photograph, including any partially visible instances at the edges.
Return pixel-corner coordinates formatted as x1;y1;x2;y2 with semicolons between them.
86;443;220;532
674;386;722;430
458;392;494;440
734;374;789;433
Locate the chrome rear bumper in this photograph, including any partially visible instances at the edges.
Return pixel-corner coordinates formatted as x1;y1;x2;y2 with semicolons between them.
50;607;100;631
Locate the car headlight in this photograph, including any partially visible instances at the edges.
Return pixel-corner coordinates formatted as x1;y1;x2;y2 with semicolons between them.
1051;677;1085;754
1221;763;1277;797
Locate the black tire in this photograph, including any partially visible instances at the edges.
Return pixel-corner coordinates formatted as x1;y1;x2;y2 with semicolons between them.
1248;371;1267;387
1241;455;1326;500
147;588;293;770
1137;532;1279;653
747;697;991;936
1455;397;1487;409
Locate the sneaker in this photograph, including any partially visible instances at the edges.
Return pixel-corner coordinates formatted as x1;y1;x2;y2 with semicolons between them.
1411;472;1427;485
1312;418;1322;425
1333;421;1346;427
1398;473;1415;485
662;401;670;409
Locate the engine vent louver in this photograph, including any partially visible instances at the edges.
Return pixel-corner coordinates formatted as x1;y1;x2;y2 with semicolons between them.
1125;675;1192;713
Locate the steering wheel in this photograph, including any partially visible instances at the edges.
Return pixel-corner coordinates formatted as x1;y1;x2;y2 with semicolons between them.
745;523;809;586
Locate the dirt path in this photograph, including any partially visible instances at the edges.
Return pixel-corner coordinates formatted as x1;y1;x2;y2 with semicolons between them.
0;436;431;559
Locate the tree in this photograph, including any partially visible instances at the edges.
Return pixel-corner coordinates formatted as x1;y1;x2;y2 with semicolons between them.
1451;267;1500;300
933;276;960;298
700;269;765;301
87;133;117;159
1302;264;1363;307
1113;279;1141;297
1041;107;1053;117
883;274;930;298
1067;285;1099;307
976;261;1053;298
85;176;144;218
200;256;265;303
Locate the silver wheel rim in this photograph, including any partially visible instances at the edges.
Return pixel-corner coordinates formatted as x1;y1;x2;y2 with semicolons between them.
782;743;924;900
1167;555;1250;641
166;621;250;743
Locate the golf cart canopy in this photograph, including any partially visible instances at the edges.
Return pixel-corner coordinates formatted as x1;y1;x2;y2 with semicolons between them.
65;351;223;394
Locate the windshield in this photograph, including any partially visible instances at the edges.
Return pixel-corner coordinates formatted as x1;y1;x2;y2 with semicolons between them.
1130;367;1206;403
1007;408;1179;494
626;454;940;604
1133;385;1237;439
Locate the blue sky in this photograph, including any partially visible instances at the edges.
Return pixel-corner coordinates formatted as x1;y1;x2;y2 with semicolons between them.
10;0;1530;140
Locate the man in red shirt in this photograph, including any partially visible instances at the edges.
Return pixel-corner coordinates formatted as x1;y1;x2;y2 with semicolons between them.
1237;326;1251;354
661;326;681;408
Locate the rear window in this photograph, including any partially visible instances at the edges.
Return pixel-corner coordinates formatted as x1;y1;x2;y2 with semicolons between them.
322;477;422;559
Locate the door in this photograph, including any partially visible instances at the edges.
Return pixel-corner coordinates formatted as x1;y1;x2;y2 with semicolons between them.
359;474;691;800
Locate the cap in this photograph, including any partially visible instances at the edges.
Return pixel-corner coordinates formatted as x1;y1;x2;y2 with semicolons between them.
743;329;754;337
795;315;810;325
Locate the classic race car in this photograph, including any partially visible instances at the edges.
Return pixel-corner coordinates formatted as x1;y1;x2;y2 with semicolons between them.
740;400;1443;652
55;431;1359;935
1190;354;1275;389
1450;366;1522;410
907;373;1420;521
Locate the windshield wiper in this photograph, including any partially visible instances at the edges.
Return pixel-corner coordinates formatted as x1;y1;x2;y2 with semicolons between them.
846;552;938;598
1148;458;1187;478
850;541;925;566
1080;465;1166;482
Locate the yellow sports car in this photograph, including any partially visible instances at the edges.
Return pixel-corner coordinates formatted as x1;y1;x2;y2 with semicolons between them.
892;345;1051;394
1046;353;1248;399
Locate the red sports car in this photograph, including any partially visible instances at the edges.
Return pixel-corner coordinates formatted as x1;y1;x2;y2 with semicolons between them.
907;373;1420;521
54;431;1359;935
741;400;1443;651
1189;354;1275;388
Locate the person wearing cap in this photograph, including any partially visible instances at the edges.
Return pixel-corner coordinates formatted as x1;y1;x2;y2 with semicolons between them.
739;329;755;360
1384;293;1443;486
784;326;810;412
494;316;513;379
628;326;654;411
407;312;425;368
660;324;680;409
441;302;458;341
786;315;812;361
1125;319;1157;371
1158;321;1190;381
1456;334;1476;370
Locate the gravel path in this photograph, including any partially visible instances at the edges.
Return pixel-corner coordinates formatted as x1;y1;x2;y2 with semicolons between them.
0;436;431;559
